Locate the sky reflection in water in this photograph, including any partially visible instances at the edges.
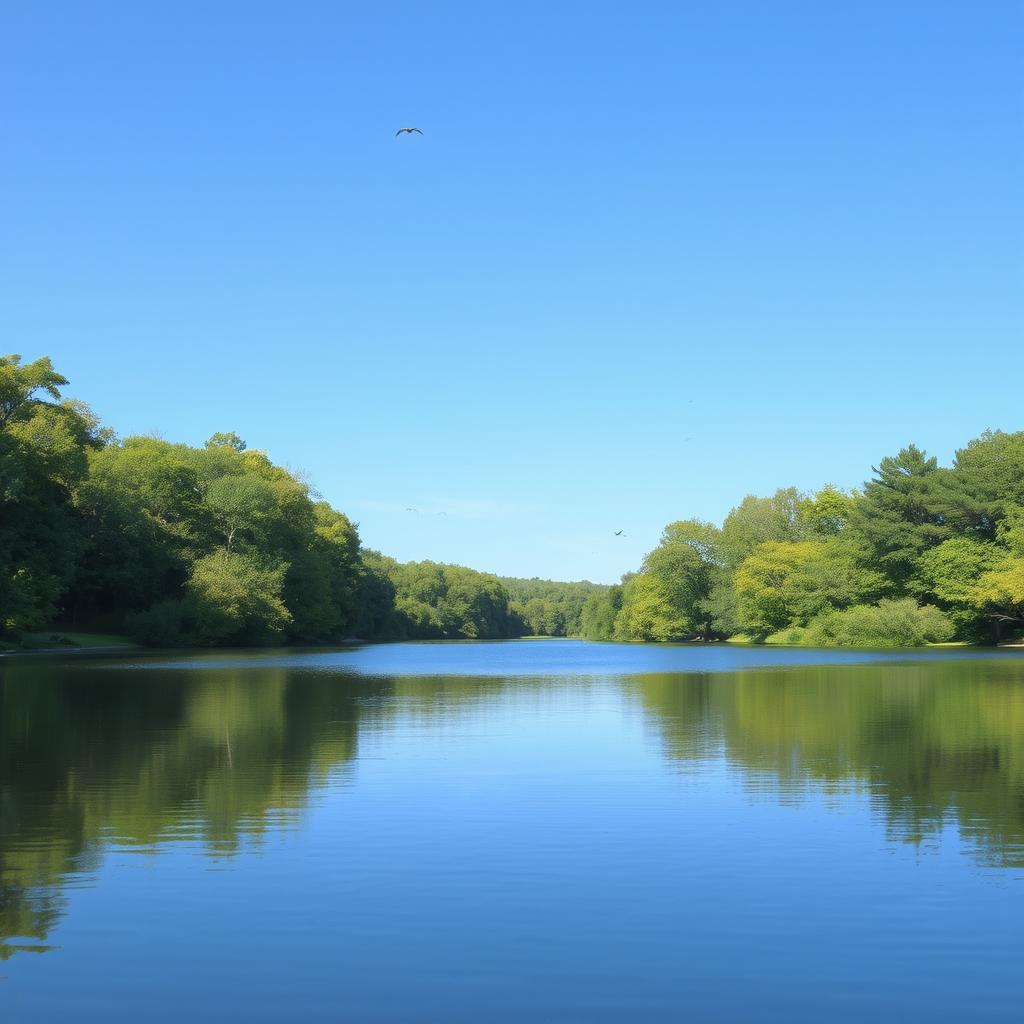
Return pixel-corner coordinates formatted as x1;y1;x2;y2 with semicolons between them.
2;641;1023;1021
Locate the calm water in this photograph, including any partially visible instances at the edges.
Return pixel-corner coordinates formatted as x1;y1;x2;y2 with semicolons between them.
2;640;1024;1021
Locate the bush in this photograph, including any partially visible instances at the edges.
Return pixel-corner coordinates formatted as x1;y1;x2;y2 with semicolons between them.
796;598;954;648
185;551;291;645
764;625;807;645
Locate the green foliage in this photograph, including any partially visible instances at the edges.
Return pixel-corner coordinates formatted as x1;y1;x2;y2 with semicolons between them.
3;352;1024;650
204;475;278;552
945;431;1024;537
0;355;102;631
205;431;247;452
734;539;883;638
996;506;1024;556
774;599;955;648
185;551;292;644
580;584;623;640
614;519;724;641
720;488;809;568
917;537;1002;606
370;558;519;639
847;445;951;592
614;574;683;641
797;485;855;536
0;354;68;428
502;577;606;636
973;555;1024;635
734;541;819;636
700;579;740;637
65;430;369;645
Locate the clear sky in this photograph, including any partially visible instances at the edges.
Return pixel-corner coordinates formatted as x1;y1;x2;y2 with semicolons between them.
3;1;1021;583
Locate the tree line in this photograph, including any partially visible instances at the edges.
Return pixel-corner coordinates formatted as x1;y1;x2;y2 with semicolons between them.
0;354;600;646
581;436;1024;646
4;354;1022;648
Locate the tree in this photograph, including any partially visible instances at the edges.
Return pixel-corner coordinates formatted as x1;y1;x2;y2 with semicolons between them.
943;431;1024;538
205;432;247;452
0;354;68;429
0;356;102;632
69;438;206;626
615;523;721;641
284;502;362;641
917;536;1002;606
847;445;951;593
720;488;809;568
615;573;691;641
204;475;278;552
581;585;622;640
798;485;856;536
500;577;606;636
734;539;883;638
974;559;1024;634
186;551;291;644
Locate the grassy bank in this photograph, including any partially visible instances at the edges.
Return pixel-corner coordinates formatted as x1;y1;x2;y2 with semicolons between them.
1;631;139;654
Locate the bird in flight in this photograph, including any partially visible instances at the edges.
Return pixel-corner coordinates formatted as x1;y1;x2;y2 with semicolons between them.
614;530;626;537
395;127;423;137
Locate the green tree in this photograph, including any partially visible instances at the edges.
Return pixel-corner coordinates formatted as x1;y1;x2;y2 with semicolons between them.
943;431;1024;538
205;431;247;453
847;445;951;593
580;584;623;640
720;488;809;568
70;438;208;627
186;551;291;643
0;356;102;632
734;539;883;637
615;521;723;640
797;485;856;536
204;475;278;552
615;572;690;641
0;354;68;428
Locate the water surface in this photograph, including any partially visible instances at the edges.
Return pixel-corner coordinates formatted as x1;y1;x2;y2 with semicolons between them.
2;640;1023;1020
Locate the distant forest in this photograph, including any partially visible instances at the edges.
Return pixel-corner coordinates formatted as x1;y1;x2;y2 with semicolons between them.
3;354;1023;648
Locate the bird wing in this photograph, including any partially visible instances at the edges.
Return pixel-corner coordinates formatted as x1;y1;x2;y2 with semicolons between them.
411;128;423;134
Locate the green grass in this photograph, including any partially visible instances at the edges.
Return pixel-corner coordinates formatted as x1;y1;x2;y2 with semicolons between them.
11;631;138;651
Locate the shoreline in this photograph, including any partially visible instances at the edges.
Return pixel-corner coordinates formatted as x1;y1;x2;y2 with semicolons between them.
4;634;1022;657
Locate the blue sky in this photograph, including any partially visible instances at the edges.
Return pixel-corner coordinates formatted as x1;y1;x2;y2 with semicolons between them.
3;1;1021;583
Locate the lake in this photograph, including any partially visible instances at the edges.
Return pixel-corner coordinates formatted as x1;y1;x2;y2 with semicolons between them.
2;640;1024;1021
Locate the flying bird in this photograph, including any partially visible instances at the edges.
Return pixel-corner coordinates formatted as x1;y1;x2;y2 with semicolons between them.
614;530;625;537
395;127;423;136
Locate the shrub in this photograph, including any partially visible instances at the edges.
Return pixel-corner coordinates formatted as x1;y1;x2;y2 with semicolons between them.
799;598;954;648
